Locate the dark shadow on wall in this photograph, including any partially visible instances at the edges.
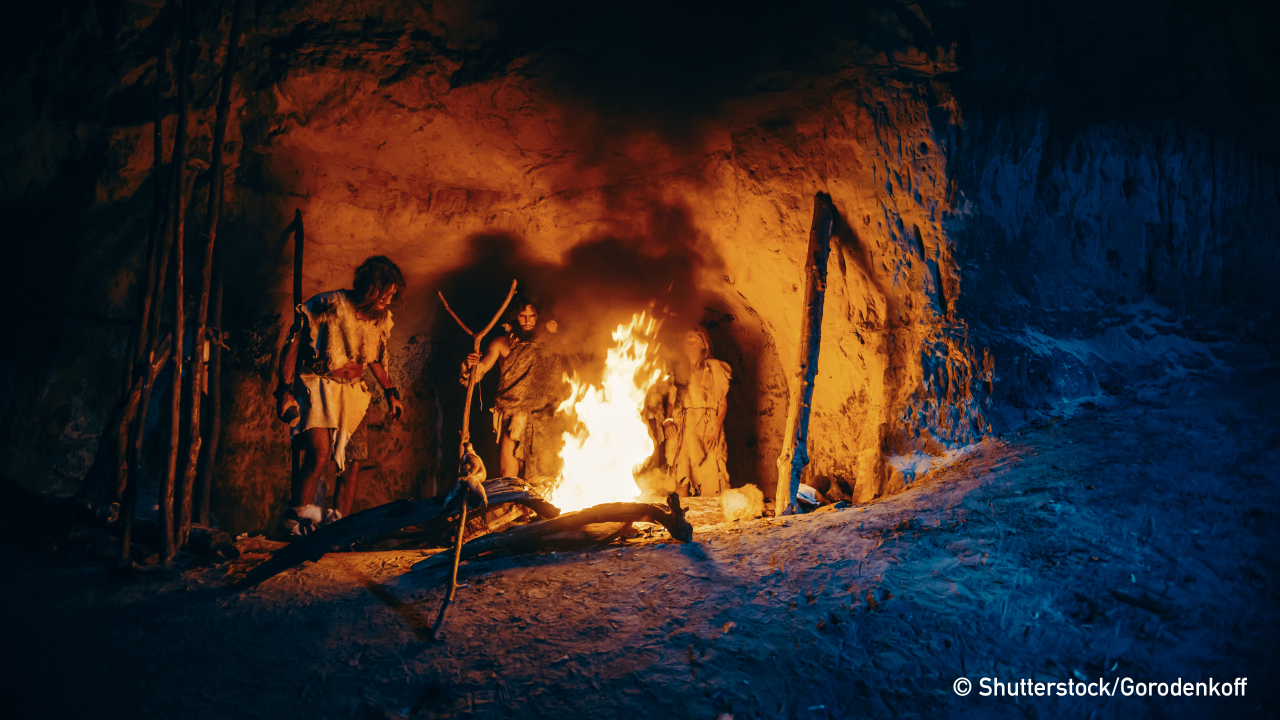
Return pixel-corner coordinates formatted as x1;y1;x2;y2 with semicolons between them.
700;300;788;498
826;202;913;500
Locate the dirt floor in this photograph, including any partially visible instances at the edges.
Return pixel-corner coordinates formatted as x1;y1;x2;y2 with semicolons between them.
3;366;1278;719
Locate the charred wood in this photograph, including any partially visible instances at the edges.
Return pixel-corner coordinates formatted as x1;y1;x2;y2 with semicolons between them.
231;479;557;591
410;493;692;573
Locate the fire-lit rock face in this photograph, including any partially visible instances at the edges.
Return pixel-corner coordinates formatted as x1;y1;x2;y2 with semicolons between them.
1;0;1276;533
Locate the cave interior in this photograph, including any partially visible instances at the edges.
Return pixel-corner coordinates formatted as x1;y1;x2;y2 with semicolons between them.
1;0;1278;717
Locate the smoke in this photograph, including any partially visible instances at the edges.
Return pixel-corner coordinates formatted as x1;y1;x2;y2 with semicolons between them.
432;202;718;379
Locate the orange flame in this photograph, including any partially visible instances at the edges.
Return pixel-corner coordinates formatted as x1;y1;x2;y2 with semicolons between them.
551;313;664;511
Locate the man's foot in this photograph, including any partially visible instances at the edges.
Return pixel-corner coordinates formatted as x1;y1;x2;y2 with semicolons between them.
284;504;323;537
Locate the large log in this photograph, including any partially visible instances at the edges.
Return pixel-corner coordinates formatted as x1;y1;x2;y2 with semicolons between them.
775;193;836;515
409;493;693;573
231;479;558;591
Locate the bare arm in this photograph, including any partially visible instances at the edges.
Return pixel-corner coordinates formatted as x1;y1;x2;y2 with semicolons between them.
463;336;510;383
368;361;404;419
275;318;303;421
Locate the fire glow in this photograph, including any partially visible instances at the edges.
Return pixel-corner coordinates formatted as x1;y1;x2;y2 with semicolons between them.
550;313;664;512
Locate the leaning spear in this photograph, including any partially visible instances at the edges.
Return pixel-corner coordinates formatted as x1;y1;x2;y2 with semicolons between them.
432;280;517;638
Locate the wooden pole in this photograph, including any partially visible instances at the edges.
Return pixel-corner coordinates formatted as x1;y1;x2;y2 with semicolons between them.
198;252;225;526
120;47;175;561
161;0;191;562
774;193;835;515
430;282;516;638
182;0;243;545
289;209;304;507
438;280;518;455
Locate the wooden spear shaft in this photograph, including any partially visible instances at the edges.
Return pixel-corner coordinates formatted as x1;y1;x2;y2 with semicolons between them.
289;209;304;506
162;0;191;562
775;192;835;515
182;0;243;544
440;280;517;454
121;47;175;561
431;280;517;639
199;253;225;526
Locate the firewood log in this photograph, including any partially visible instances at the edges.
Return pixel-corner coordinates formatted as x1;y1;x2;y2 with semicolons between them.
409;493;692;573
231;478;557;590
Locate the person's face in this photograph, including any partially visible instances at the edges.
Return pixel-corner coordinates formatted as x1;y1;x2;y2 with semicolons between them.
371;285;397;312
683;332;705;365
517;305;538;332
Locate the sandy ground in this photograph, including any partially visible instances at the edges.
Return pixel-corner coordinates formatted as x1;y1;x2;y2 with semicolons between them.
2;366;1277;719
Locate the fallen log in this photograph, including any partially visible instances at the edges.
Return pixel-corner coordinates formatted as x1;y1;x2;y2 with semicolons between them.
231;478;557;591
410;493;693;573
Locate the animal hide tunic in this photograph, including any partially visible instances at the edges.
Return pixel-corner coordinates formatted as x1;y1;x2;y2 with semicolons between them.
491;339;565;442
291;290;393;470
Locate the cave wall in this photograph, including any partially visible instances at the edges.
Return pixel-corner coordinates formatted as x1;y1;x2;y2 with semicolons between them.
1;0;1275;534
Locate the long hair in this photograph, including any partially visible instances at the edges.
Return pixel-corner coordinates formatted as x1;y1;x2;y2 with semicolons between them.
351;256;405;318
687;325;712;365
502;290;540;338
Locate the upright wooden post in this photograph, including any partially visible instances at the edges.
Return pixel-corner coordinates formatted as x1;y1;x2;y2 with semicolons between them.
121;46;175;561
198;254;225;526
161;0;191;561
775;193;835;515
289;209;304;504
182;0;243;544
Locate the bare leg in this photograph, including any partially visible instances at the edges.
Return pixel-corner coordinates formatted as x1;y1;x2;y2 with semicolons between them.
334;460;360;517
498;412;528;478
291;427;332;509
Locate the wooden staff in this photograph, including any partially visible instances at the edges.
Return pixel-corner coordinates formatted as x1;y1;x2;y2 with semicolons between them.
431;280;517;638
181;0;243;546
775;192;835;515
287;209;304;504
439;280;517;454
161;0;191;562
120;47;176;561
198;252;225;526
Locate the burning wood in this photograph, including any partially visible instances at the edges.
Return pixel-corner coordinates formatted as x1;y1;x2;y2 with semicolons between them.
552;313;664;510
409;493;692;574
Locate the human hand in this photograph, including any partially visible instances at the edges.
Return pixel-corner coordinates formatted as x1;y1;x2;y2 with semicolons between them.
466;352;481;366
277;393;299;423
387;396;404;421
703;430;721;452
663;420;678;442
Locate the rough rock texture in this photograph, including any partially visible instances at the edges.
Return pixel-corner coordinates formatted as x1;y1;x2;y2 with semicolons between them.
1;0;1275;534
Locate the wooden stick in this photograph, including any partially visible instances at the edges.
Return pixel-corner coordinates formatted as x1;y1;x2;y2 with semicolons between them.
119;47;172;562
775;193;835;515
436;292;474;336
289;209;304;509
411;493;693;572
439;280;517;454
182;0;243;545
161;0;191;562
430;281;516;637
198;253;225;526
431;494;467;638
230;479;557;591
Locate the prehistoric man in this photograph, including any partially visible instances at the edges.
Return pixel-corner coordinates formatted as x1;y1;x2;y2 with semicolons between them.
664;326;731;496
275;256;406;535
462;294;562;479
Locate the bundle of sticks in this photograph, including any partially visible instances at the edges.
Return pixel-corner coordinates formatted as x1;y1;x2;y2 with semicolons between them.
110;0;244;563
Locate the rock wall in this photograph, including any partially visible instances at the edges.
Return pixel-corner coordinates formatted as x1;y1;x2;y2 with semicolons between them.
1;0;1275;534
